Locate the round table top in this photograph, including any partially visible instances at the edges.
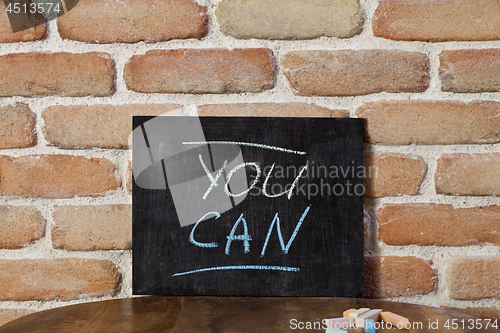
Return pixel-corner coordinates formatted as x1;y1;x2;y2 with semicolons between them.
0;296;495;332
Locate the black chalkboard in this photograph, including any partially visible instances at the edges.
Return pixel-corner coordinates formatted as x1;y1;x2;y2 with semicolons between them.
132;117;364;297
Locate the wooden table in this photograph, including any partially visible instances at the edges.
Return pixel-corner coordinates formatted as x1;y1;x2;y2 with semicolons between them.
0;297;496;332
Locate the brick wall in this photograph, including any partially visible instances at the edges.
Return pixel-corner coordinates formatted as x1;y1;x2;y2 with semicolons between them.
0;0;499;325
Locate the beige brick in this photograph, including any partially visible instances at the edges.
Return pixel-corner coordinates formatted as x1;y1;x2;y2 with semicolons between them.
43;104;182;149
372;0;500;42
0;1;46;42
436;153;500;196
364;256;436;298
440;49;500;93
52;205;131;251
446;257;500;300
283;50;429;96
0;309;34;327
0;155;120;198
378;203;500;246
215;0;363;40
444;307;500;321
364;153;427;198
58;0;207;43
357;100;500;145
196;103;348;117
0;258;119;301
0;104;36;149
0;206;45;249
124;49;275;94
0;52;115;97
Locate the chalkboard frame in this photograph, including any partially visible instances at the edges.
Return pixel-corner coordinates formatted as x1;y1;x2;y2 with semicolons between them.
132;116;364;297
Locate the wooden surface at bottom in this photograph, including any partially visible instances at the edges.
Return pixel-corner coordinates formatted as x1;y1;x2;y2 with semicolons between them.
0;296;496;333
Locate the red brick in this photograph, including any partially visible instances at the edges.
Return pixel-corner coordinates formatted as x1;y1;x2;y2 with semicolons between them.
0;155;120;198
436;153;500;196
52;205;131;251
364;256;437;298
58;0;207;43
357;100;500;145
364;153;427;198
126;161;132;194
444;307;500;321
215;0;363;40
0;206;45;249
0;309;34;327
0;1;46;42
446;257;500;300
0;258;119;301
0;104;36;149
196;103;348;117
363;207;375;254
0;52;115;97
378;203;500;246
440;49;500;93
282;50;429;96
124;49;275;94
43;104;182;149
372;0;500;42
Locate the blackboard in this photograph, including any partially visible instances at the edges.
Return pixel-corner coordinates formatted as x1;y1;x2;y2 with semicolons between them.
132;116;364;297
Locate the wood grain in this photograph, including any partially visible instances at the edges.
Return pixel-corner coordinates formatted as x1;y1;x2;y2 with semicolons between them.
0;297;495;332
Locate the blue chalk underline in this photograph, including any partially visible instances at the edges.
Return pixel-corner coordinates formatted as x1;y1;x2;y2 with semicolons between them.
172;265;300;277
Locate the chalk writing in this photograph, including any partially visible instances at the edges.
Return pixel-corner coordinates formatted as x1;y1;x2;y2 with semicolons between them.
199;154;228;200
189;207;311;255
172;265;300;277
189;211;220;248
262;163;308;199
224;162;261;198
261;205;311;257
225;213;252;255
183;141;306;155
